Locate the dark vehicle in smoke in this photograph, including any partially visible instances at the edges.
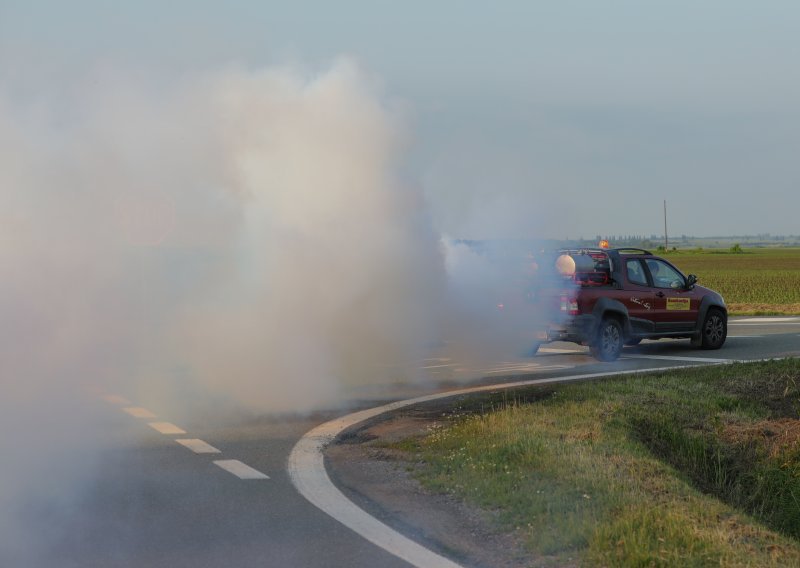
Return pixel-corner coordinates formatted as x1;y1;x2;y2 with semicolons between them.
536;247;727;361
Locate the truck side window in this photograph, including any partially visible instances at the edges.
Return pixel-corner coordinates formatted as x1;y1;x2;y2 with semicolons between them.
645;259;685;289
626;260;648;286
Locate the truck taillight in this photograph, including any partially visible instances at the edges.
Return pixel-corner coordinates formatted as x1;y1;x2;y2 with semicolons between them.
560;295;579;315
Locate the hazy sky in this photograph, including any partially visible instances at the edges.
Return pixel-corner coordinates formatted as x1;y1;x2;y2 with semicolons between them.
2;0;798;238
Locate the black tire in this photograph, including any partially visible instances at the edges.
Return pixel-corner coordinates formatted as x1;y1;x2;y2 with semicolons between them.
590;318;624;361
699;308;727;349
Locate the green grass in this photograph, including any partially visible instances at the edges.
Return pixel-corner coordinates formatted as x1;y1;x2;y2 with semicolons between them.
394;360;800;566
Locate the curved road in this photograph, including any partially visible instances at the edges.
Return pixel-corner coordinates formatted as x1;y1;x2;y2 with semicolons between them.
31;317;800;567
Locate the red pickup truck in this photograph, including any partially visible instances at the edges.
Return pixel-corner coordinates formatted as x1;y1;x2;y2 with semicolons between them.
538;248;727;361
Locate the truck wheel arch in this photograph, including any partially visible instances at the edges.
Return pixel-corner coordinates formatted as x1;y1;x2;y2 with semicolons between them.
694;296;727;334
591;298;631;338
692;296;728;345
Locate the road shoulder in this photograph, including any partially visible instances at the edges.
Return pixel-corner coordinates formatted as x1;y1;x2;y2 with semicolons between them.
325;409;534;568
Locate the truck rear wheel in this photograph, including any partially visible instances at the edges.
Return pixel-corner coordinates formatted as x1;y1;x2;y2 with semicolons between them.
590;318;623;361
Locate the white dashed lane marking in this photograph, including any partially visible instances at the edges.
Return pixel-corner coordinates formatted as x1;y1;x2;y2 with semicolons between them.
176;439;221;454
214;459;269;480
101;393;271;481
123;407;157;419
148;422;187;435
102;394;132;405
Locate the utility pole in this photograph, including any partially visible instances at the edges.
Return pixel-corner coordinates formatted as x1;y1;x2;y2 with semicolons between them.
664;200;669;250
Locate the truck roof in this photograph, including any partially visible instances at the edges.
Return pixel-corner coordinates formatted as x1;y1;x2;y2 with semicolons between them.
559;247;653;256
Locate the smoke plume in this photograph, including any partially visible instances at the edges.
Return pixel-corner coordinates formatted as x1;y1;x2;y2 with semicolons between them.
0;59;452;564
2;59;449;412
0;58;550;564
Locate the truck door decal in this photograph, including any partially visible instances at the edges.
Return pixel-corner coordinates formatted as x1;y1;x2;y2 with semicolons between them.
666;297;691;311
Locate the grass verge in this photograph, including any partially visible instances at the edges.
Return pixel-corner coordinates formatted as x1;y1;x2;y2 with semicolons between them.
392;360;800;566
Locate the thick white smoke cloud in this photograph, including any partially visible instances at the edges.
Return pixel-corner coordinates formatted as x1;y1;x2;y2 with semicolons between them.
441;239;547;366
2;59;447;413
0;58;551;564
0;59;450;564
170;62;447;410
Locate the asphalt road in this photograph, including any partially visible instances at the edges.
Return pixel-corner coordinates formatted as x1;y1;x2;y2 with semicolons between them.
26;316;800;568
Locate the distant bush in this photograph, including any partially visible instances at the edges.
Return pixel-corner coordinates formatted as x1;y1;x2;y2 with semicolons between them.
730;243;744;253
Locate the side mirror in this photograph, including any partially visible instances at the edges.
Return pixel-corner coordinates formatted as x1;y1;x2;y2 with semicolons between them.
686;274;698;289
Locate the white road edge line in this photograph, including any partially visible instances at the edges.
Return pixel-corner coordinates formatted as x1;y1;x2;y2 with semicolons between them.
730;322;800;326
734;317;800;323
288;362;736;568
214;459;269;480
624;354;732;363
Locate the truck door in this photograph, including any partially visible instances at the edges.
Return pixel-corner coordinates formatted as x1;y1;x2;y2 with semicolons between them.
644;258;700;332
623;259;656;334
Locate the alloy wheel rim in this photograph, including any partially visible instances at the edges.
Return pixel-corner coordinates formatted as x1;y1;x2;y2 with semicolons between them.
706;316;724;342
603;325;620;353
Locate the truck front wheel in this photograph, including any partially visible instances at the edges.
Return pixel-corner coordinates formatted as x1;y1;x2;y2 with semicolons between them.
590;318;623;361
699;308;727;349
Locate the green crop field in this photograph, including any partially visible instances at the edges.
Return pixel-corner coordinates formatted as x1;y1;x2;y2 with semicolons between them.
661;247;800;315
